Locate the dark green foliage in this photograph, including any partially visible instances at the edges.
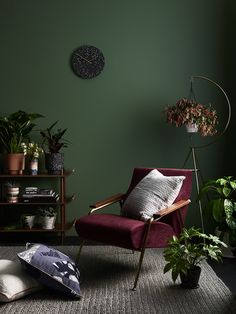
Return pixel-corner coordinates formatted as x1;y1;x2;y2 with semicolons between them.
40;121;68;153
0;110;43;153
163;227;226;283
198;176;236;247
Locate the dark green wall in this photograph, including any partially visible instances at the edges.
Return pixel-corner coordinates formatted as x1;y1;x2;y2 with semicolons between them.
0;0;235;234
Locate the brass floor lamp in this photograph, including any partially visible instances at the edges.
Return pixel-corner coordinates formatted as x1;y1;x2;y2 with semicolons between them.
182;75;232;233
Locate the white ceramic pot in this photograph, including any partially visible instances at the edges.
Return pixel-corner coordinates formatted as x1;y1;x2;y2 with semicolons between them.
41;215;57;230
186;123;198;133
23;215;36;229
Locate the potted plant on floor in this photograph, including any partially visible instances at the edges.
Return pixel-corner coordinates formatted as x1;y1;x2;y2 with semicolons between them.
40;121;68;174
0;110;43;174
198;176;236;257
163;227;226;288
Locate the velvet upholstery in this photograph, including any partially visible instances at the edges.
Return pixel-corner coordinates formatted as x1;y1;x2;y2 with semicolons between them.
75;168;192;250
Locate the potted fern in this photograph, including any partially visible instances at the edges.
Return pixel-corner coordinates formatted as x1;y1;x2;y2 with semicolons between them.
40;121;68;174
163;227;226;288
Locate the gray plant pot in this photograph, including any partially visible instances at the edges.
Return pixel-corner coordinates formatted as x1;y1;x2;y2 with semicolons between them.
45;153;64;174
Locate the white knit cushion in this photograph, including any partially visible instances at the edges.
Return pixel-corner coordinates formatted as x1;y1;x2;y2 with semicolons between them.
121;169;185;221
0;259;42;302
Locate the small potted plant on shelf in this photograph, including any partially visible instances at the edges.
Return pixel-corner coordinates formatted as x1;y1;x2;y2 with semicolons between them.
21;211;37;229
198;176;236;257
0;110;43;174
21;142;43;175
40;121;68;174
164;98;218;136
4;181;20;203
38;207;57;230
163;227;226;288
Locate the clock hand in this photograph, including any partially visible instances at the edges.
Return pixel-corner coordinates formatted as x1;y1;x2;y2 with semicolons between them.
74;53;92;64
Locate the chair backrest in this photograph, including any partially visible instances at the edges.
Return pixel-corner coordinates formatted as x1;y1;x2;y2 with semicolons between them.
125;167;193;234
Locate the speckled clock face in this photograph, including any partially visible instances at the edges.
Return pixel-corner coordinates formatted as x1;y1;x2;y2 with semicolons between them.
71;45;105;79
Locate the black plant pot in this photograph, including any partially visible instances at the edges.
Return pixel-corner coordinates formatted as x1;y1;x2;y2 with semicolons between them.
180;266;201;289
45;153;64;175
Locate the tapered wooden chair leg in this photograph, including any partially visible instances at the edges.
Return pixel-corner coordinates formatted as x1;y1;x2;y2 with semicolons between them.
132;247;146;291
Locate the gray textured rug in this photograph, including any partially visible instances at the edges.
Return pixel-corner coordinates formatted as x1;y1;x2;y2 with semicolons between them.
0;245;235;314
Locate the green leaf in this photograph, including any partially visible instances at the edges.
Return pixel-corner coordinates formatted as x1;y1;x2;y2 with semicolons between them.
212;199;224;223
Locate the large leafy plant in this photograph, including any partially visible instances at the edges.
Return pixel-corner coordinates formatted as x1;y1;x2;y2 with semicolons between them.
198;176;236;247
164;227;226;283
0;110;43;153
40;121;68;153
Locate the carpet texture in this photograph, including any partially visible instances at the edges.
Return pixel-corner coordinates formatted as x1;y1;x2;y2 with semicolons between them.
0;245;235;314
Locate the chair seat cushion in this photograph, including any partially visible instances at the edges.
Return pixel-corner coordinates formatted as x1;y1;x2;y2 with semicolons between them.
121;169;185;221
75;214;176;249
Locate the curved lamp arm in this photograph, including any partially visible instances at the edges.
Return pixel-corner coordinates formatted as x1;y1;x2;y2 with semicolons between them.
190;75;231;148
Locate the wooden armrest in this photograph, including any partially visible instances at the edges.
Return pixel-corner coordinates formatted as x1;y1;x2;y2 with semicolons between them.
89;193;125;213
153;199;191;220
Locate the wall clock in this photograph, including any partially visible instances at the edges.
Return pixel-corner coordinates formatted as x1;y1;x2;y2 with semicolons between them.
71;45;105;79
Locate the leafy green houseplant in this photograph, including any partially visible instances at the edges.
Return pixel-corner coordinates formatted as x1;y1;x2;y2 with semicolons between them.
0;110;43;174
163;227;226;288
165;98;218;136
0;110;43;153
40;121;68;153
198;176;236;256
40;121;68;174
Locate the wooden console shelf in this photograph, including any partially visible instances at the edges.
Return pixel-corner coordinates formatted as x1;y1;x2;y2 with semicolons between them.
0;170;74;244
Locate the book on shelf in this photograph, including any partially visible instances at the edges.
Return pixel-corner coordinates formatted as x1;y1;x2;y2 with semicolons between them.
20;195;60;203
24;187;55;195
21;192;57;198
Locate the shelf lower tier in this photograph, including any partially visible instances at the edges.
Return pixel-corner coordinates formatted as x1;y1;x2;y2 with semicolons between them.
0;222;74;233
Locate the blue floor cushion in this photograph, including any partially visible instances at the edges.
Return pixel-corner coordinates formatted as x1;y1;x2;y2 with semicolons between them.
17;243;81;298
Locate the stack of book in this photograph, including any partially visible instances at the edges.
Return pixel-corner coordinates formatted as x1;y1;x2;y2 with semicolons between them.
21;187;60;203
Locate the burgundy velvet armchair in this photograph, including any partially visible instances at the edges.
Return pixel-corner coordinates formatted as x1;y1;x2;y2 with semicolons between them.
74;168;192;290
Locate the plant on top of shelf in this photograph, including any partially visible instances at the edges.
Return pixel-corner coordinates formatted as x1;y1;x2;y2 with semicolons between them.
21;142;43;159
40;121;68;153
164;98;218;136
0;110;44;154
40;121;69;174
0;110;44;174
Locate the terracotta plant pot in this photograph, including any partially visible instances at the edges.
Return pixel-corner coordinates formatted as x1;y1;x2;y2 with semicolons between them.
5;153;25;175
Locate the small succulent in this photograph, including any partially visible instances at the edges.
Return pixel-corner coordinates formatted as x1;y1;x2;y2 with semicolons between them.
38;207;56;217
